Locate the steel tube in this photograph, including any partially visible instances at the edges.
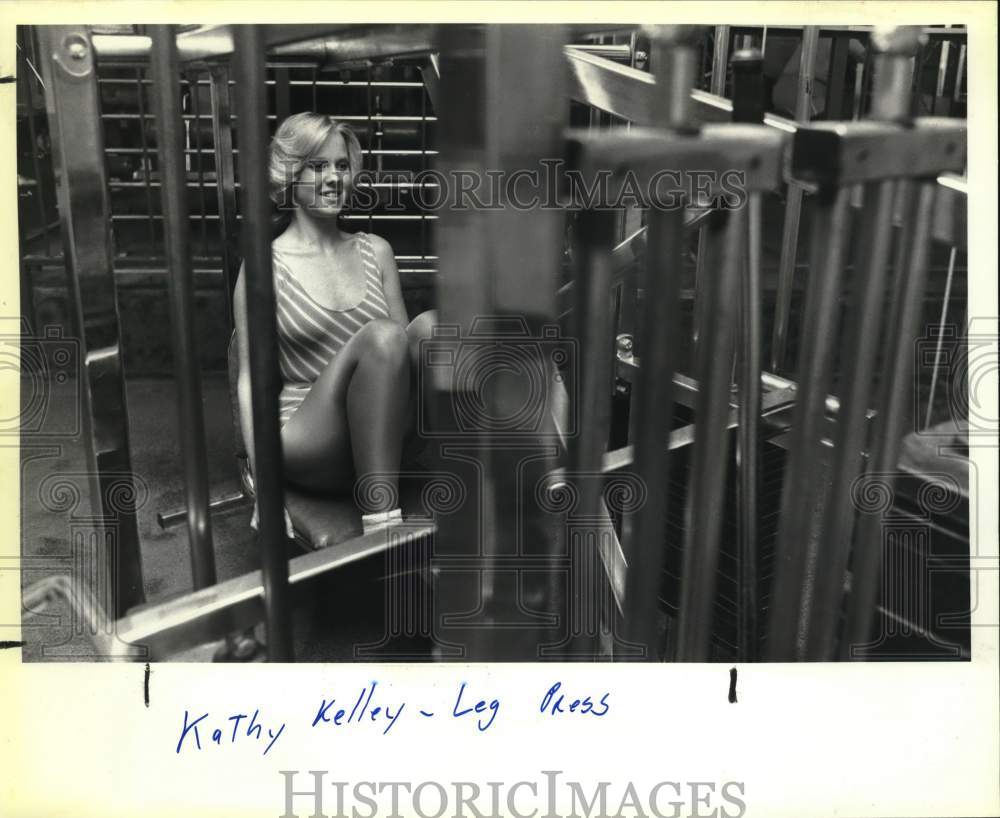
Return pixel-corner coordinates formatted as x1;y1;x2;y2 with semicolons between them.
133;66;158;246
924;246;959;430
38;26;146;617
558;208;620;658
769;26;819;373
737;191;764;661
622;25;701;658
766;186;852;659
187;68;209;256
233;25;294;661
209;65;240;327
710;26;730;97
19;29;51;257
149;25;219;592
841;181;938;658
804;179;897;659
571;210;618;533
677;205;745;660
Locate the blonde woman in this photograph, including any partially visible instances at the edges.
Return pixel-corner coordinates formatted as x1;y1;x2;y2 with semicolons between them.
233;112;434;535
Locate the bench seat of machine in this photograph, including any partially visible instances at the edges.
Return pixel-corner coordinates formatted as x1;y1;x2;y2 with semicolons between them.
286;475;430;552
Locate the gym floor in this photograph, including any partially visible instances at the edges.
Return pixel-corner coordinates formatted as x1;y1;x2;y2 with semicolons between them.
19;373;432;662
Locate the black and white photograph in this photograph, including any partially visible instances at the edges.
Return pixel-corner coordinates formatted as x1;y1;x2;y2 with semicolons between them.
3;7;998;817
13;19;980;663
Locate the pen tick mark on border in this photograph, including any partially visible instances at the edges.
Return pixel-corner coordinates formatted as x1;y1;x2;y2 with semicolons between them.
144;663;151;707
0;641;26;650
728;667;738;703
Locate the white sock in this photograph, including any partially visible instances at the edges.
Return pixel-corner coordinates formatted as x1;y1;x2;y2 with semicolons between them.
361;507;402;535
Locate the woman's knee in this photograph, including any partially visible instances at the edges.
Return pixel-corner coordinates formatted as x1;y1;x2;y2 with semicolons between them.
405;309;437;362
358;318;409;366
406;309;437;340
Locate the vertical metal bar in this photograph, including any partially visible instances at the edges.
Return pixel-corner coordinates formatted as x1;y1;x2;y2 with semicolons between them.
794;26;822;126
769;25;820;373
19;28;51;251
766;185;852;659
731;48;765;125
25;28;55;258
730;50;766;660
430;24;490;661
233;25;293;661
710;26;730;97
188;70;209;257
804;179;897;658
149;25;218;592
17;34;38;334
133;67;158;246
804;26;924;657
624;26;701;658
934;34;952;113
209;65;239;328
569;212;617;497
38;26;146;617
692;225;709;350
565;208;618;657
738;192;763;661
677;206;745;660
924;246;958;430
366;63;374;235
419;70;429;263
810;31;927;659
841;181;938;658
952;43;966;104
852;60;865;119
274;66;290;123
481;24;567;659
826;35;850;120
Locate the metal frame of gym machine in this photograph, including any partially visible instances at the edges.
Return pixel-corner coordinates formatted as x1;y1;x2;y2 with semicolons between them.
25;23;966;662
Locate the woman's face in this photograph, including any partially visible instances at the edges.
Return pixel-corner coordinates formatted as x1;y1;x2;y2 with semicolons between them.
291;132;353;218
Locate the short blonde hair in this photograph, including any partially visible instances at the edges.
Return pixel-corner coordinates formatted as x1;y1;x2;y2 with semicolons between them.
268;112;364;206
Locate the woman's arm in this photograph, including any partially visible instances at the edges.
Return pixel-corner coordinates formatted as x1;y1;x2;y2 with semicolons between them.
232;264;257;479
370;234;409;326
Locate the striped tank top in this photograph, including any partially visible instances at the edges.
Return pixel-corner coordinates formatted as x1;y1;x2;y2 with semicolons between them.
274;231;392;426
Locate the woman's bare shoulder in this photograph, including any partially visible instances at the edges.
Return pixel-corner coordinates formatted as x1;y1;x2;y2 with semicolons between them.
362;231;395;260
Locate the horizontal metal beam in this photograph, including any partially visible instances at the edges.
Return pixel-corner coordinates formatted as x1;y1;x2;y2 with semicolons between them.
565;46;799;131
566;49;964;208
792;118;967;185
116;522;435;659
93;24;439;65
567;123;786;199
93;25;635;66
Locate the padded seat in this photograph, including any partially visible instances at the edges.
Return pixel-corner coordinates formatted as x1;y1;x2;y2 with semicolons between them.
285;471;430;551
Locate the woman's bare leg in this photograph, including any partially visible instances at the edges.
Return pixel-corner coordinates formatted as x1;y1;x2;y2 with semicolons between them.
282;318;410;512
402;310;437;461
